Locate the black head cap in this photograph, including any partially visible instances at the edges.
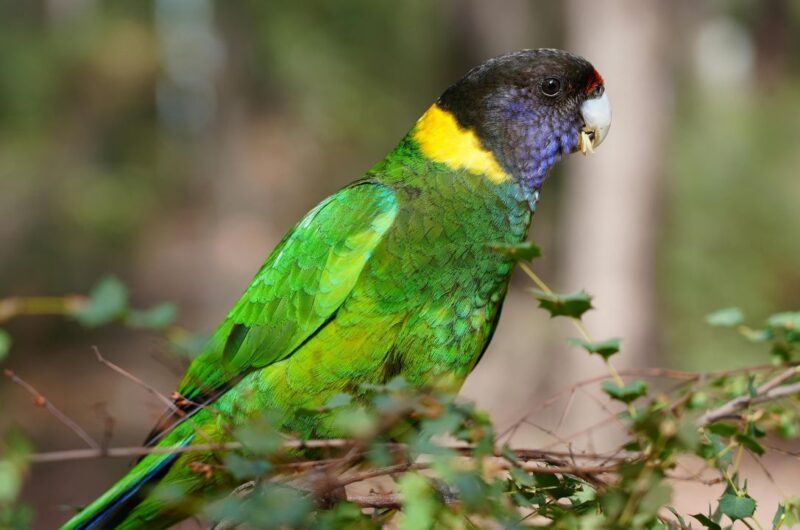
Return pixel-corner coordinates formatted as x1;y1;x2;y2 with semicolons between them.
437;49;606;188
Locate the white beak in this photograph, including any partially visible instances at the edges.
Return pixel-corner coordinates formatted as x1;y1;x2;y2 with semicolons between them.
578;90;611;154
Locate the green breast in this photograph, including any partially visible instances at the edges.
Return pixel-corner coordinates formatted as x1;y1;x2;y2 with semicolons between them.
217;136;532;437
367;134;531;373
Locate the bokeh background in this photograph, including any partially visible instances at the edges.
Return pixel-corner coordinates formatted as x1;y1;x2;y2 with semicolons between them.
1;1;799;528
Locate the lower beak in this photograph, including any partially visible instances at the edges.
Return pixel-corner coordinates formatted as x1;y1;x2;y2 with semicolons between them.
578;90;611;154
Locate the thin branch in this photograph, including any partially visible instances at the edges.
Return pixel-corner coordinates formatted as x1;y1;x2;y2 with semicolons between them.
26;436;634;481
696;367;800;426
208;490;404;529
91;346;225;450
92;402;115;449
3;369;99;449
496;364;792;444
347;492;402;509
28;439;355;463
91;346;176;411
0;295;86;323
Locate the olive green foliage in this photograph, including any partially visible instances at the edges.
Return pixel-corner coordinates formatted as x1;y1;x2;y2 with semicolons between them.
2;266;800;529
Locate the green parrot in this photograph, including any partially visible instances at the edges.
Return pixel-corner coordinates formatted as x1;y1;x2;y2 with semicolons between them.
61;48;610;529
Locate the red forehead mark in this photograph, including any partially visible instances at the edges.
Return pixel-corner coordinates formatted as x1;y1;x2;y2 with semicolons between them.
586;68;604;94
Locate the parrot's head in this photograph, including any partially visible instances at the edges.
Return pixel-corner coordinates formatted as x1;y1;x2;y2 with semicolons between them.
415;48;610;191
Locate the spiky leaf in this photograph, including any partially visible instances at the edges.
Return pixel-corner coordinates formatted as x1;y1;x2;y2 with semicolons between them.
719;493;756;521
691;513;722;530
567;337;621;360
601;380;648;404
532;290;593;319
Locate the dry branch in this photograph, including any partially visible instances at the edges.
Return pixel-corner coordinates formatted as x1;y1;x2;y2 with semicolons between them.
91;346;177;411
0;295;86;323
696;366;800;426
3;369;99;449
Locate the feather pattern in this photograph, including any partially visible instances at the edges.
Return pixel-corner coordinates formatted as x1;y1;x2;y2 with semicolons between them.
60;48;607;529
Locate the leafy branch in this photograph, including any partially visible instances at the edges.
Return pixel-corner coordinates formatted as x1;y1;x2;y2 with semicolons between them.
2;256;800;529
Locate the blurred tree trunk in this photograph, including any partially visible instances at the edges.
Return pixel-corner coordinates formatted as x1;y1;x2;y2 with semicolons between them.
447;0;535;60
560;1;673;371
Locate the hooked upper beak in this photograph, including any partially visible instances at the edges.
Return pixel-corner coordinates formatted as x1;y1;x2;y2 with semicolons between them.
578;89;611;155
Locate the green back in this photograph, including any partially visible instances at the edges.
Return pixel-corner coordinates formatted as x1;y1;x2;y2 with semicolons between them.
61;135;534;530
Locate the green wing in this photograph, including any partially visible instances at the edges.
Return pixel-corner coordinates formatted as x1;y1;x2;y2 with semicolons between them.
167;181;398;416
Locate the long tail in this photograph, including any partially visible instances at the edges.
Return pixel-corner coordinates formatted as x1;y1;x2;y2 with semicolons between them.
59;434;195;530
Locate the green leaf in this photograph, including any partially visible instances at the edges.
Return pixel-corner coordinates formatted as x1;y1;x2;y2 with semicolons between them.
567;337;621;360
706;307;744;327
125;302;178;330
533;472;561;491
0;329;11;362
638;482;673;519
0;460;22;503
501;445;521;465
332;406;376;438
509;466;535;487
223;454;271;480
234;423;283;455
773;498;800;529
767;312;800;331
398;473;439;530
719;493;756;521
708;423;738;437
735;433;765;456
532;289;593;319
773;503;786;530
601;380;648;403
570;484;596;505
705;434;734;466
666;506;688;529
75;276;129;327
323;393;352;409
778;412;798;439
771;342;793;363
689;392;708;409
488;241;541;261
691;513;722;530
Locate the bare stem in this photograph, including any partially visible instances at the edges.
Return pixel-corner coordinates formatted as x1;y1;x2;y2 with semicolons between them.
3;369;99;449
696;366;800;426
0;295;86;323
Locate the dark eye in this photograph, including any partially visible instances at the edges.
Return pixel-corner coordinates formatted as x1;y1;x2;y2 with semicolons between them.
541;77;562;97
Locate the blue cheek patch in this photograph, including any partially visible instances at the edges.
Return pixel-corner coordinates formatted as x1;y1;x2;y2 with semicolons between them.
501;99;581;192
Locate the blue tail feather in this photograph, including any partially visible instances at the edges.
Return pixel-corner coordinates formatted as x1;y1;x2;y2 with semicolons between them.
63;435;195;530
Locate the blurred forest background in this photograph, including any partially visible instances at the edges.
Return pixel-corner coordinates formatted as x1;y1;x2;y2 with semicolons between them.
0;1;799;528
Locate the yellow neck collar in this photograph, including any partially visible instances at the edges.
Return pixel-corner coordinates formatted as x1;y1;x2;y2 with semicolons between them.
412;104;512;184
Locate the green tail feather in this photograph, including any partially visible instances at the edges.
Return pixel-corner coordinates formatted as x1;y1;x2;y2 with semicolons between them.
59;435;194;530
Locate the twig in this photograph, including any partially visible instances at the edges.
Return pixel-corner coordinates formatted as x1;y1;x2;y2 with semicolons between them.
92;402;115;449
28;439;356;463
91;346;176;411
696;367;800;426
3;369;99;449
26;436;635;479
347;492;402;509
495;364;787;444
208;489;404;529
518;262;628;391
0;295;86;323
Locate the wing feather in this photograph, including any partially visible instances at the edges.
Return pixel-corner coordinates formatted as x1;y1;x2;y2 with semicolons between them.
145;182;398;444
